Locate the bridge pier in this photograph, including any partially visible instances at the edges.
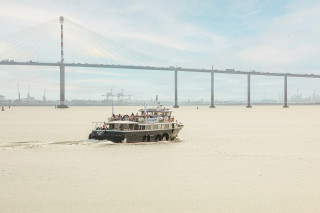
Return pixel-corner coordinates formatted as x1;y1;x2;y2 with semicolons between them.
283;74;289;108
173;69;179;108
210;71;215;108
57;64;67;108
246;73;252;108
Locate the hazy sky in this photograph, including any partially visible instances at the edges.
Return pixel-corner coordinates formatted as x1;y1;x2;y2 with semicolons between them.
1;0;320;102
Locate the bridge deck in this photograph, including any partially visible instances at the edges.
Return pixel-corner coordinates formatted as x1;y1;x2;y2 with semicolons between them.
1;61;320;78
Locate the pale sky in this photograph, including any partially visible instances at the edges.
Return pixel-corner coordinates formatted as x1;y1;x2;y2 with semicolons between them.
1;0;320;102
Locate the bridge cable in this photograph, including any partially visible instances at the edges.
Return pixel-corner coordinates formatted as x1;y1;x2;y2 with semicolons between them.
65;18;166;67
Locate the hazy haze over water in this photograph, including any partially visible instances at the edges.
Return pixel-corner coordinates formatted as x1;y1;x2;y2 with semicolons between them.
1;106;320;212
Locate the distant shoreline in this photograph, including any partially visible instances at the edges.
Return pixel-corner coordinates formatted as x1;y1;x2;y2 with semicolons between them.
1;102;320;107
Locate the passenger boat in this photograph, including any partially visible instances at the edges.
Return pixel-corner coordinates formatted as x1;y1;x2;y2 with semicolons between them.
88;104;183;143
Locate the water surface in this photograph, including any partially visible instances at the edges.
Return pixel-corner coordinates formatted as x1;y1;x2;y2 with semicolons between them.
1;106;320;212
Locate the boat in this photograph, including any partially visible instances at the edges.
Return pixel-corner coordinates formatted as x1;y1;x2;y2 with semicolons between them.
88;104;183;143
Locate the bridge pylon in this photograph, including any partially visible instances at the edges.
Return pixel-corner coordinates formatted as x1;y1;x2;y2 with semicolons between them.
57;16;68;108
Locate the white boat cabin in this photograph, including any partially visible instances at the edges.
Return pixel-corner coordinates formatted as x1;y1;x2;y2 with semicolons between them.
93;121;178;131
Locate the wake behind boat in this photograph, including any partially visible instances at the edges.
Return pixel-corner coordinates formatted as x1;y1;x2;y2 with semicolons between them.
89;104;183;143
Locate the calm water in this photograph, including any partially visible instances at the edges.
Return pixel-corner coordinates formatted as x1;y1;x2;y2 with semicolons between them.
1;106;320;212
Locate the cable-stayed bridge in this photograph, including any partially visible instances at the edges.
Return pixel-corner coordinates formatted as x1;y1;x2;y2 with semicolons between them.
1;16;320;108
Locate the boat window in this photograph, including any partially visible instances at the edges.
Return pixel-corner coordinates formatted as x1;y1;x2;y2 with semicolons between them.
119;124;130;130
153;125;158;130
139;125;145;130
145;125;151;130
113;124;120;130
164;124;169;129
129;124;136;130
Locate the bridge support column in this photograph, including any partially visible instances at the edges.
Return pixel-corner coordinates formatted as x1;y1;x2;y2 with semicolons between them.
57;64;67;108
173;69;179;108
246;73;252;108
210;71;215;108
57;16;68;108
283;74;289;108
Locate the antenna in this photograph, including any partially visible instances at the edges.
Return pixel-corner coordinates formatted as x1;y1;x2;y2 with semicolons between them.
109;88;114;100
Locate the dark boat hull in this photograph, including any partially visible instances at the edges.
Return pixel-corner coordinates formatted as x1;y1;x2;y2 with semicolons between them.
89;127;183;143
